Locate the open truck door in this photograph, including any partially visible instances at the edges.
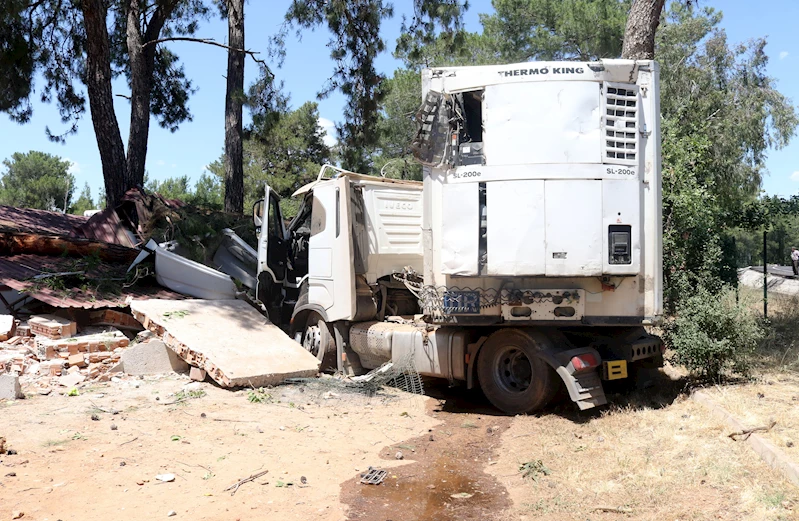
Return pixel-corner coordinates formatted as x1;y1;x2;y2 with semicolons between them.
254;184;288;322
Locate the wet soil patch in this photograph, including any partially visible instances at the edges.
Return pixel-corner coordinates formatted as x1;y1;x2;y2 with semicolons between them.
340;395;513;521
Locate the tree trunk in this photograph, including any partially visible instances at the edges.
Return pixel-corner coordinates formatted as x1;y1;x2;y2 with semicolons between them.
224;0;245;214
125;0;166;193
80;0;127;208
621;0;666;60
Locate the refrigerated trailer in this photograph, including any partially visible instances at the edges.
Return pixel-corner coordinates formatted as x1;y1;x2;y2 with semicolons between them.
252;59;663;414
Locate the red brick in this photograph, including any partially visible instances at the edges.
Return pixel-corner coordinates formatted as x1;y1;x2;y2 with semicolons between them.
68;353;86;368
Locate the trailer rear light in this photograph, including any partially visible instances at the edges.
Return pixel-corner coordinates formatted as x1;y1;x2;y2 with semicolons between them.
571;353;599;371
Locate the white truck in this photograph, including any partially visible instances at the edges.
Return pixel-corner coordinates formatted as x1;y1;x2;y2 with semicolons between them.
251;59;663;414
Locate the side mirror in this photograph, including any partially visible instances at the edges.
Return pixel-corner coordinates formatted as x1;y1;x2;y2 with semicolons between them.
253;199;264;227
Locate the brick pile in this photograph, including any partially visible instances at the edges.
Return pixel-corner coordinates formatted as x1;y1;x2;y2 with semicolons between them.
0;311;142;396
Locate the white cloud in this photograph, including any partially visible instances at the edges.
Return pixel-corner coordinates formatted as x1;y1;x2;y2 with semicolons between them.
156;159;166;166
171;163;177;168
65;158;80;175
318;117;338;148
780;51;789;60
791;170;799;181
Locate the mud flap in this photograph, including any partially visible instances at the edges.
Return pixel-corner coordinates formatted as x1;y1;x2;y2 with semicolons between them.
537;346;607;411
554;367;607;410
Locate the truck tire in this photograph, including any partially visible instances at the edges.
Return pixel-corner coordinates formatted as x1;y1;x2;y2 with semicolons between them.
477;329;556;414
301;312;336;371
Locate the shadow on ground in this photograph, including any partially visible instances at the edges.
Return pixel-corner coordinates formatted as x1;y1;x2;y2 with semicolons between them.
419;368;692;424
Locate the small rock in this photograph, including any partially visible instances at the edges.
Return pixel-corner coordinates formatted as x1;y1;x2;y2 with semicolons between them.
256;426;263;433
91;414;100;421
5;472;16;477
136;480;144;486
120;461;127;467
155;396;160;401
7;449;17;455
11;511;23;519
450;492;473;499
156;473;175;482
111;424;118;431
200;413;207;418
279;426;285;431
426;484;436;490
787;440;794;448
597;436;605;443
167;510;177;517
184;382;202;392
300;476;307;484
429;435;434;442
395;451;404;460
757;392;765;399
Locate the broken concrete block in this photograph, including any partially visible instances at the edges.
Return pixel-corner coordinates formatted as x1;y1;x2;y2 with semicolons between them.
58;372;86;387
189;366;207;381
0;374;23;400
29;315;76;339
0;315;15;342
68;353;86;368
120;339;189;376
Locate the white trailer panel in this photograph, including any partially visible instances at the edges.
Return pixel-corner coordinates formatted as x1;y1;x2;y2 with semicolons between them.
484;82;601;166
544;180;602;277
486;180;546;276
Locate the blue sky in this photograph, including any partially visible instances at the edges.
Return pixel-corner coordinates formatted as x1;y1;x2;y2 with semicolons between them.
1;0;797;202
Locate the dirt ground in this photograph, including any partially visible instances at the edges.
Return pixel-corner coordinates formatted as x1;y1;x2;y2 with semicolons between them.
1;369;798;521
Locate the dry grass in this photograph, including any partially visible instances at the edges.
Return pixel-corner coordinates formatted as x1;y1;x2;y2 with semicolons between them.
488;376;798;521
702;372;799;463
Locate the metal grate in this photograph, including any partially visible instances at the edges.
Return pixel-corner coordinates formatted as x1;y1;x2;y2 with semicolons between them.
360;467;388;485
603;84;638;164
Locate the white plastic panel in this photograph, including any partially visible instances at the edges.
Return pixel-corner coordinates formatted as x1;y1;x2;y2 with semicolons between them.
602;179;641;275
440;182;479;275
486;180;545;275
545;180;602;276
484;81;601;166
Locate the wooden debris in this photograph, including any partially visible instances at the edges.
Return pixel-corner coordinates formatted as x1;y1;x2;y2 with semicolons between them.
0;232;139;263
593;506;633;514
728;419;777;441
224;469;269;495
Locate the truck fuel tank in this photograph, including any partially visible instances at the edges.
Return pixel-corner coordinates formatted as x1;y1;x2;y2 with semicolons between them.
349;321;467;381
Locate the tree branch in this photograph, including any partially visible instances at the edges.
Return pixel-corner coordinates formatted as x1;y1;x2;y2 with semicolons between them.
142;37;266;65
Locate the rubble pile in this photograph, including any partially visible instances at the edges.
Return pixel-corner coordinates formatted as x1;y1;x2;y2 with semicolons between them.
0;310;144;396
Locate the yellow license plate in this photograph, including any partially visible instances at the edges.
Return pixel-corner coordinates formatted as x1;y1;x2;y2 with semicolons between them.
602;360;627;380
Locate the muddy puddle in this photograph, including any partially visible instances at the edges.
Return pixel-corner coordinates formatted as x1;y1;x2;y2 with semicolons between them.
340;392;513;521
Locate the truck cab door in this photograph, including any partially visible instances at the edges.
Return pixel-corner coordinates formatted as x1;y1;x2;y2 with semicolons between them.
254;185;288;320
307;176;356;321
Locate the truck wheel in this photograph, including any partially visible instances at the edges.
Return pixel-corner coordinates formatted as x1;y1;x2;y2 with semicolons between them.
477;329;555;414
301;312;336;371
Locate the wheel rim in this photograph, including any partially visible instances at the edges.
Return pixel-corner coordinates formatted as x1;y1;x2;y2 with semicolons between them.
302;324;322;357
493;345;532;393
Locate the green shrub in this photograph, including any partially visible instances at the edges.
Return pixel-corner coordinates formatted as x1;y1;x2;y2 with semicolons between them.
664;285;764;381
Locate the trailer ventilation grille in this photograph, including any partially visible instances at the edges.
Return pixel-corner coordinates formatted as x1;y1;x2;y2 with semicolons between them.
603;83;638;164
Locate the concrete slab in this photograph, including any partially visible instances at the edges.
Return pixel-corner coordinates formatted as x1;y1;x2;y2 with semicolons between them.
0;374;23;399
120;339;189;375
130;299;319;387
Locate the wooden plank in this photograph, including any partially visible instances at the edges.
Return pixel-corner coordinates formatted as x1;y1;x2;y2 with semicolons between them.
130;299;319;387
0;232;139;263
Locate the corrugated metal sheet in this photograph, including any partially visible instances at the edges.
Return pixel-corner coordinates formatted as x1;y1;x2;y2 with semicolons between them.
0;254;183;309
0;205;87;236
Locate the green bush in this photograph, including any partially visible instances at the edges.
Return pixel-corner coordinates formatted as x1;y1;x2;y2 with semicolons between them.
663;285;764;381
